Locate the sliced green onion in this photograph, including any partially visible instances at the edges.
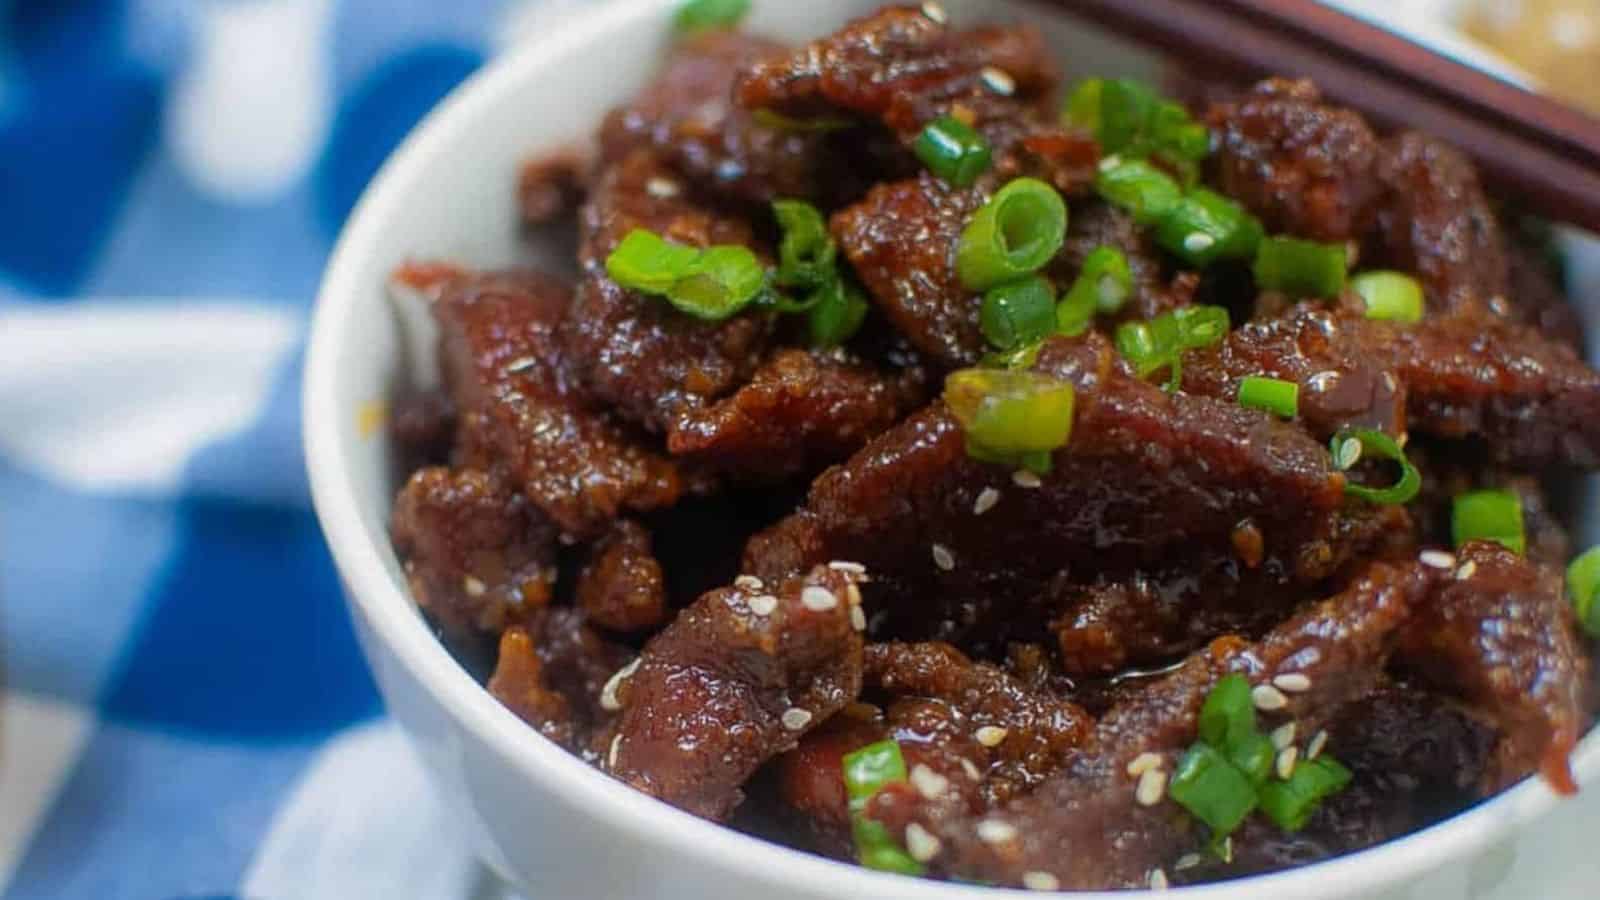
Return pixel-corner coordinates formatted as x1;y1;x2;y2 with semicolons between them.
946;368;1076;457
1156;189;1263;267
981;275;1057;350
667;245;766;320
1253;236;1348;298
1353;271;1425;324
957;178;1069;291
1169;742;1259;838
1174;305;1230;348
1098;78;1159;155
965;441;1053;476
1258;756;1352;832
981;339;1045;372
751;108;852;133
1062;78;1104;136
915;115;993;188
1059;246;1133;336
1565;547;1600;638
842;741;924;875
1330;429;1421;505
1452;489;1526;555
1094;157;1182;226
674;0;749;33
772;199;836;290
1229;731;1277;788
1238;376;1299;418
807;278;869;347
606;228;699;295
1152;100;1211;162
1114;305;1230;386
1198;674;1257;750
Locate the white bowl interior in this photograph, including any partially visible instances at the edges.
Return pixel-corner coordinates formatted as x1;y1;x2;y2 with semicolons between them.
304;1;1600;897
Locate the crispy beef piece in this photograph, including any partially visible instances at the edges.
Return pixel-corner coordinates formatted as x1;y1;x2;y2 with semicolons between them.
831;171;987;367
599;30;866;206
576;519;668;632
1206;79;1383;241
1206;681;1496;881
1398;541;1589;794
606;566;866;819
489;608;634;756
565;149;775;434
1055;200;1177;321
517;150;588;227
898;560;1430;890
389;386;455;472
1375;131;1509;314
1182;303;1406;438
746;333;1396;651
667;346;928;480
1506;231;1583;349
391;466;558;640
430;267;686;537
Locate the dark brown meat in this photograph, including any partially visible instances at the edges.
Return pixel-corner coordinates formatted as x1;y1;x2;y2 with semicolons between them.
667;346;928;480
1182;303;1407;439
1206;79;1383;242
746;333;1398;653
1506;227;1584;349
564;149;775;434
830;172;987;367
430;267;686;537
388;386;455;472
606;565;866;819
599;30;865;206
489;608;633;756
576;519;669;632
1398;541;1589;794
1408;442;1571;567
391;466;558;639
517;150;588;226
1375;131;1509;315
904;560;1431;890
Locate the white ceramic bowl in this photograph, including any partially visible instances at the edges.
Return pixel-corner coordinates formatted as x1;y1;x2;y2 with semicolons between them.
303;1;1600;897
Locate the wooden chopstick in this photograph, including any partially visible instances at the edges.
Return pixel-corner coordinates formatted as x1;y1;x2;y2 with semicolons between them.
1032;0;1600;233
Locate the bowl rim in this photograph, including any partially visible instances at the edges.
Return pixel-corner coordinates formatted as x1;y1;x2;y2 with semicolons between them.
303;1;1600;896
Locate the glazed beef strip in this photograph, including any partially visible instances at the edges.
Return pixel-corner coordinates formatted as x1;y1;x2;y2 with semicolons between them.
1397;540;1591;794
489;607;634;757
391;465;560;640
575;519;669;633
746;332;1399;651
883;559;1433;890
564;148;776;435
605;565;867;819
417;266;686;537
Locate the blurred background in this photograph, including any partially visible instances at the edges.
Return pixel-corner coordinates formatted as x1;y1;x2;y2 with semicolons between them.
0;1;1596;898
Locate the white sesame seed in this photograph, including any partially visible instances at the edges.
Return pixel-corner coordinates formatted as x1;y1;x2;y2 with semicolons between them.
906;823;943;862
920;1;948;25
462;575;487;597
1126;752;1164;777
645;176;680;198
599;658;642;712
845;580;864;606
734;575;765;592
1098;154;1122;173
1335;435;1363;469
1136;768;1168;806
801;585;839;611
973;487;1001;515
781;707;813;730
504;355;538;374
1220;835;1234;864
932;543;956;571
1013;469;1043;489
1420;549;1457;570
976;725;1009;747
1273;673;1312;694
1276;745;1300;780
748;594;779;616
910;764;950;800
1455;560;1478;580
1022;871;1061;892
608;734;622;768
980;66;1016;96
1252;683;1289;711
960;758;983;781
1307;729;1329;760
1270;722;1298;751
1183;232;1216;253
828;560;867;576
1148;868;1170;890
976;819;1018;844
851;604;867;632
1174;853;1203;872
